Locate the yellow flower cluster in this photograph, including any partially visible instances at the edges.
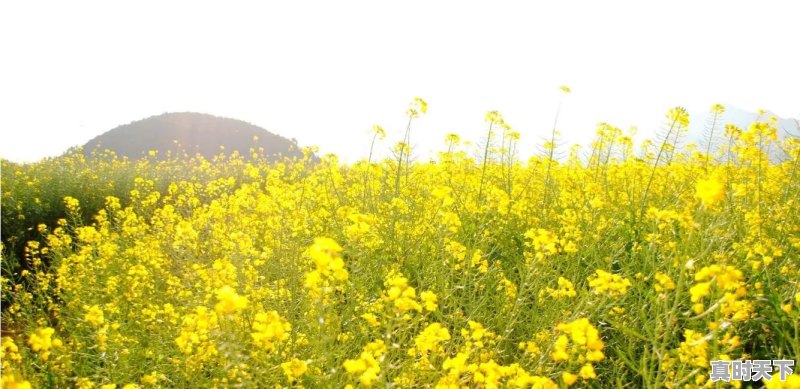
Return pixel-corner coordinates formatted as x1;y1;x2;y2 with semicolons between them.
175;307;218;367
443;239;488;272
251;310;291;352
1;372;32;389
551;318;605;362
420;290;439;312
544;276;577;299
1;337;31;389
28;327;62;361
304;237;349;301
587;270;632;298
382;270;424;315
689;264;752;320
695;175;725;206
280;358;308;382
677;329;708;368
83;304;105;326
653;272;676;294
668;106;690;128
551;318;604;386
1;337;23;369
763;374;800;389
410;322;451;356
214;285;249;315
524;228;561;261
344;211;382;248
343;340;386;386
436;320;557;388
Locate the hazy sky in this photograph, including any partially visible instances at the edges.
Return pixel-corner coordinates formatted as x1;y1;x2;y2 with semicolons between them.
1;1;798;163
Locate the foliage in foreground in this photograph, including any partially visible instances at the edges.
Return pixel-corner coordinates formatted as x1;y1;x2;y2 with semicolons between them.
2;101;800;388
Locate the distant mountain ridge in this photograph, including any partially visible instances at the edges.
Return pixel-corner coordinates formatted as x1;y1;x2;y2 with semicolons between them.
82;112;305;161
686;106;799;139
684;106;799;161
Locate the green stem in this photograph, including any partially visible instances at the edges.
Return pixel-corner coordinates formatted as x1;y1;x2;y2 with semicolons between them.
477;122;494;204
640;117;679;217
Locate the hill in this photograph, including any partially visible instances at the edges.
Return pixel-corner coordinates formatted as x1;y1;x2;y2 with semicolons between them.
82;112;305;161
684;106;799;162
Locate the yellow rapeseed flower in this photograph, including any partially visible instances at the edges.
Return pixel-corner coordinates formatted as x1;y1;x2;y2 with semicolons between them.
28;327;61;361
251;311;291;352
1;337;22;369
84;305;105;326
1;372;32;389
562;371;578;386
546;277;577;298
668;107;690;127
579;364;597;379
280;358;308;382
763;374;800;388
696;176;725;206
654;272;676;293
360;313;380;327
214;285;249;315
411;322;451;355
420;291;438;312
344;340;385;387
587;270;632;297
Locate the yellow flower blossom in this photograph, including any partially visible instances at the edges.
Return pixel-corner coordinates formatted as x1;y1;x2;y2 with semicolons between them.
383;271;422;314
251;311;291;352
1;337;22;369
304;237;349;301
588;270;632;297
28;327;62;361
344;340;386;387
360;313;380;327
579;364;597;379
552;318;605;368
654;272;676;293
562;371;578;386
546;277;577;298
677;329;708;368
1;372;32;389
696;176;725;206
420;290;438;312
763;374;800;389
84;304;105;326
411;322;451;355
214;285;249;315
280;358;308;382
668;106;690;127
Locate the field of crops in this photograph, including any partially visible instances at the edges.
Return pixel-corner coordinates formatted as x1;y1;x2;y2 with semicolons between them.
2;103;799;388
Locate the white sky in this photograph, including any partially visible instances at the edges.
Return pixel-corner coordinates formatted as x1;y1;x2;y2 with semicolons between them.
1;1;798;163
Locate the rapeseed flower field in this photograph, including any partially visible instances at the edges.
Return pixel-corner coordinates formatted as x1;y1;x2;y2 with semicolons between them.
2;99;799;388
